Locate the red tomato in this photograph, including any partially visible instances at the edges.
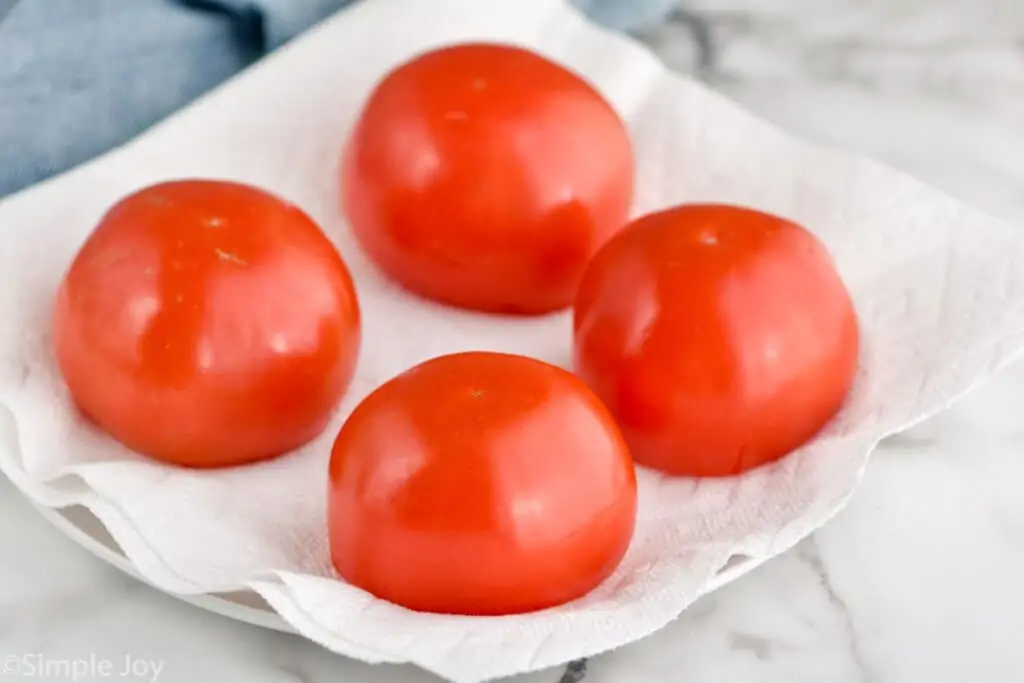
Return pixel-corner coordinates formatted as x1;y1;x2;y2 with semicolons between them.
53;179;361;468
341;42;634;315
573;204;859;477
328;351;637;615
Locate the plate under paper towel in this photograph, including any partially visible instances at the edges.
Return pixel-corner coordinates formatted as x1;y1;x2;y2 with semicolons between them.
3;0;1024;681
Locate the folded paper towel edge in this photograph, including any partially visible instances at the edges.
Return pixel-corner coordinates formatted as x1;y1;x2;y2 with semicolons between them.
0;405;911;683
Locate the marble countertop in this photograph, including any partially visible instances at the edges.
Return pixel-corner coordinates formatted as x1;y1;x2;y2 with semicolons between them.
4;1;1024;682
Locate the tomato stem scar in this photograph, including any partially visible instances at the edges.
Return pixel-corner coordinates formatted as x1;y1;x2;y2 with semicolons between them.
213;248;248;266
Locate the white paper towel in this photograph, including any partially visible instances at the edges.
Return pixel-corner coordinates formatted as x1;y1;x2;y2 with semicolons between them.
3;0;1024;680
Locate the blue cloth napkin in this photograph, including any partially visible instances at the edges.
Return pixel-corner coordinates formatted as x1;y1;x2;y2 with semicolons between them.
0;0;676;199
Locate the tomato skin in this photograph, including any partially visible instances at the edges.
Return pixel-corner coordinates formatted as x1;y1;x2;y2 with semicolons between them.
573;204;859;477
52;179;361;468
328;351;637;615
341;42;634;315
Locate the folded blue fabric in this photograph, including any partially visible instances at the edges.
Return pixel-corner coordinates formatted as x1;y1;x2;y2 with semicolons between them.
0;0;676;199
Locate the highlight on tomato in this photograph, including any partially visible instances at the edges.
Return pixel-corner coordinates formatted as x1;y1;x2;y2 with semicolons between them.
328;351;637;615
52;179;362;468
341;42;635;316
573;203;860;477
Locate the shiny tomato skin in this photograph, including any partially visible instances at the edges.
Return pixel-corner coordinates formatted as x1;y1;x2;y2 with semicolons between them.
341;42;634;315
573;204;859;477
53;179;361;468
328;351;637;615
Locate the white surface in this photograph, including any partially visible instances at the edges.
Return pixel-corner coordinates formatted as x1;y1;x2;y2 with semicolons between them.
26;503;765;637
27;503;295;634
3;0;1024;682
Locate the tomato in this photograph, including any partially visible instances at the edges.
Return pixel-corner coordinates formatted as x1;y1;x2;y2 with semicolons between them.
328;351;637;615
341;42;634;315
52;179;361;468
573;204;859;477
